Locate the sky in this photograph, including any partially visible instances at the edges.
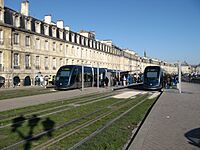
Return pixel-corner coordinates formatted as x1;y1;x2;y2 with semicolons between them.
4;0;200;65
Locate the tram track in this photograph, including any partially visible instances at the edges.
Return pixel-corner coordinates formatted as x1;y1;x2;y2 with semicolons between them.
0;91;152;150
0;91;120;128
1;94;137;150
0;91;116;121
32;94;148;150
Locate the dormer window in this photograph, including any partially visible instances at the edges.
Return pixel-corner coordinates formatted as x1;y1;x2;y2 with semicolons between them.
71;33;75;43
65;31;69;41
44;24;49;36
100;43;102;50
59;29;63;39
85;38;88;47
93;41;96;49
76;35;80;44
89;40;93;48
52;26;57;38
13;13;20;27
81;37;85;46
35;21;41;34
25;17;31;30
0;7;4;22
97;42;99;50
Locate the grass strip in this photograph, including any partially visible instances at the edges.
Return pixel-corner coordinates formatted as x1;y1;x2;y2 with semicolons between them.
41;94;149;149
0;97;121;149
77;97;158;150
0;88;56;100
0;91;115;121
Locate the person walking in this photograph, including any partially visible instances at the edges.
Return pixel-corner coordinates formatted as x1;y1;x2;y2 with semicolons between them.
104;76;109;87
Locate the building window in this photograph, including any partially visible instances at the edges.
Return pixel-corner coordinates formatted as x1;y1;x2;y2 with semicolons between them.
60;58;63;67
53;42;56;51
45;40;49;50
65;59;68;65
14;53;20;69
35;56;40;69
25;55;31;69
52;58;56;70
0;30;3;44
45;57;48;70
13;33;19;45
60;43;63;52
35;38;40;49
25;36;30;46
0;51;3;71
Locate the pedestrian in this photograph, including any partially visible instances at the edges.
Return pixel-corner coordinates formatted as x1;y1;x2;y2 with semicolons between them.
104;76;109;87
123;76;126;86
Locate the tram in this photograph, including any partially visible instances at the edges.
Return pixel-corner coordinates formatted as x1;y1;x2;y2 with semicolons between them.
55;65;108;90
143;66;164;91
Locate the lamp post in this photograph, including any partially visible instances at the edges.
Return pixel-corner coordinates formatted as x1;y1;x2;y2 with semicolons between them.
178;61;182;93
81;47;84;91
97;62;99;88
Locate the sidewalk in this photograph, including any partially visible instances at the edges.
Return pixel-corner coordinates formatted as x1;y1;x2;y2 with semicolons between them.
0;87;112;112
128;82;200;150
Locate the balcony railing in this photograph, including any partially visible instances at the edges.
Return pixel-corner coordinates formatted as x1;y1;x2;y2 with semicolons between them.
0;64;3;71
0;39;4;45
25;66;31;70
35;66;40;70
14;65;20;69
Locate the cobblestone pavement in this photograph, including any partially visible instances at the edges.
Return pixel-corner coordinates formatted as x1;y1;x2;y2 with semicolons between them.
129;82;200;150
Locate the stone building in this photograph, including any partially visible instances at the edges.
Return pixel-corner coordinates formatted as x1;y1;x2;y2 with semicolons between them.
0;0;177;88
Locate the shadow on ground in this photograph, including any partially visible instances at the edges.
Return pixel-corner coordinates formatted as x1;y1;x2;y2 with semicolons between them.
185;128;200;148
11;114;55;150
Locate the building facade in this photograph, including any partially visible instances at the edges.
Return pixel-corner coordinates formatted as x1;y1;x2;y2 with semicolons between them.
0;0;177;88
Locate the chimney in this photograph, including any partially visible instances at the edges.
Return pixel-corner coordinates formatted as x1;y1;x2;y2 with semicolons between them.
44;15;51;24
21;0;29;16
0;0;4;8
57;20;64;29
65;26;70;31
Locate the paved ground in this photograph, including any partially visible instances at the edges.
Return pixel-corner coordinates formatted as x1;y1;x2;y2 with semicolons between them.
0;87;112;112
129;82;200;150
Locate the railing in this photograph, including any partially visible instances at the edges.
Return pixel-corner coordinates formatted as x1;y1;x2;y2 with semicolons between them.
35;66;40;70
25;66;31;70
0;64;3;71
14;65;20;69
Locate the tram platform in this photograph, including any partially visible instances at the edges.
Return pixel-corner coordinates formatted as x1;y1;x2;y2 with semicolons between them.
128;82;200;150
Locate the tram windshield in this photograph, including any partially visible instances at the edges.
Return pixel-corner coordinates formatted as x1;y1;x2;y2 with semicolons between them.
56;68;72;81
147;72;158;78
